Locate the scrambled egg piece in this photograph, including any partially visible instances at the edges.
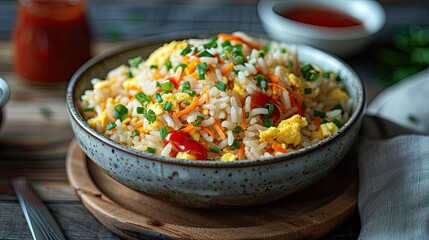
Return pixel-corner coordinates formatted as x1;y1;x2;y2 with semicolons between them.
147;103;164;116
328;88;349;100
176;152;196;160
220;153;238;162
144;40;187;67
311;122;339;140
288;73;304;88
88;110;108;130
320;122;339;137
163;93;192;111
259;114;308;147
122;77;138;91
233;82;245;97
93;81;110;92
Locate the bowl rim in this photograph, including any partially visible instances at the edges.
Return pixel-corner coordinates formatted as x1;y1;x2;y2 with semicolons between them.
257;0;386;40
66;33;366;168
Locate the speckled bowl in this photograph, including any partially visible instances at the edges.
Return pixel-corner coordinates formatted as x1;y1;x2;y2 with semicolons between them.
66;34;365;208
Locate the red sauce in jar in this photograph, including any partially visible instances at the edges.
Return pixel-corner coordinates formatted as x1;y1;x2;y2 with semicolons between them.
163;130;208;160
278;6;362;27
13;0;91;83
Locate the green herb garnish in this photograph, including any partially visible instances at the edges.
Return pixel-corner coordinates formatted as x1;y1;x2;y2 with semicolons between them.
163;101;172;111
159;126;169;140
161;81;175;93
113;104;128;121
216;81;227;92
128;56;143;68
146;147;156;153
107;122;117;131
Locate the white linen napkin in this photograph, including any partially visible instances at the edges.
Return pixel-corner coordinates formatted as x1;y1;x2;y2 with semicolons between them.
358;68;429;239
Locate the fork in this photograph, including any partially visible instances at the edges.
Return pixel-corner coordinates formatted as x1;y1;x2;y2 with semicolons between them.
12;177;66;240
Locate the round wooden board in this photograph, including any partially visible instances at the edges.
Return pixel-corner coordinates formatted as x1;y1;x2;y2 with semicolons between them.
66;139;357;240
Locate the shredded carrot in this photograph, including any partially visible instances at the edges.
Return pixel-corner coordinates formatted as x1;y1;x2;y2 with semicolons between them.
272;144;288;154
315;116;322;129
181;124;195;133
268;82;288;93
295;90;304;115
242;108;247;129
267;73;280;83
134;120;143;129
111;128;117;133
213;119;226;140
190;71;199;79
182;55;190;64
237;142;245;156
173;96;199;118
201;126;216;138
256;66;262;73
221;62;234;76
218;33;260;50
185;57;201;74
138;127;144;133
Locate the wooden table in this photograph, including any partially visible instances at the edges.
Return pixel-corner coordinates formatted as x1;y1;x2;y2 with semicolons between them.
0;1;428;239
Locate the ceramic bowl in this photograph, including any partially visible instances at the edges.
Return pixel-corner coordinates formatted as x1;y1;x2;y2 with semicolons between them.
66;34;365;208
257;0;386;58
0;77;10;129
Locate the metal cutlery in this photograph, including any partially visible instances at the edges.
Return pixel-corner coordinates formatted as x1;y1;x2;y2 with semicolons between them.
12;177;66;240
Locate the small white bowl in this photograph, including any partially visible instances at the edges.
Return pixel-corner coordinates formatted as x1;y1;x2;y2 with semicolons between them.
258;0;386;58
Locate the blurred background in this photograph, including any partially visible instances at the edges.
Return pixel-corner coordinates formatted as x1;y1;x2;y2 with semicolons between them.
1;0;429;87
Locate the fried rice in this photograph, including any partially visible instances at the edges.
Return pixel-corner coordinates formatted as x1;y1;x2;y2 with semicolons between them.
79;32;352;161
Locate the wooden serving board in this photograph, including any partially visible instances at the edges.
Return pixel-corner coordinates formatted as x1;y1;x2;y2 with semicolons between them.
66;139;357;240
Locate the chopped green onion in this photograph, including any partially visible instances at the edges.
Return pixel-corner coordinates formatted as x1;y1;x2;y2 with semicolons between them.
84;107;94;112
156;82;161;88
302;102;306;110
197;115;204;119
321;119;329;125
183;101;190;106
159;126;169;140
221;40;231;47
128;56;143;68
304;88;312;94
132;130;139;137
161;81;174;93
163;101;172;111
265;103;274;118
181;81;191;90
106;122;117;131
193;119;201;126
146;147;156;153
280;48;287;53
174;63;187;72
196;62;209;80
301;64;320;82
165;59;172;70
113;104;128;121
145;109;156;123
203;35;218;49
234;55;245;64
127;71;133;78
184;89;196;97
245;112;249;119
154;93;163;103
261;45;270;53
180;46;192;56
136;106;145;114
178;125;186;130
150;65;158;69
231;140;241;149
197;50;213;57
313;110;326;118
259;52;265;58
216;81;227;92
264;119;273;128
333;119;342;128
135;92;151;104
285;62;293;68
209;146;220;153
233;125;242;133
335;74;342;82
254;74;265;81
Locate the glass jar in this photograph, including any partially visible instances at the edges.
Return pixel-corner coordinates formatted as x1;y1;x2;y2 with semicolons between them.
13;0;92;83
